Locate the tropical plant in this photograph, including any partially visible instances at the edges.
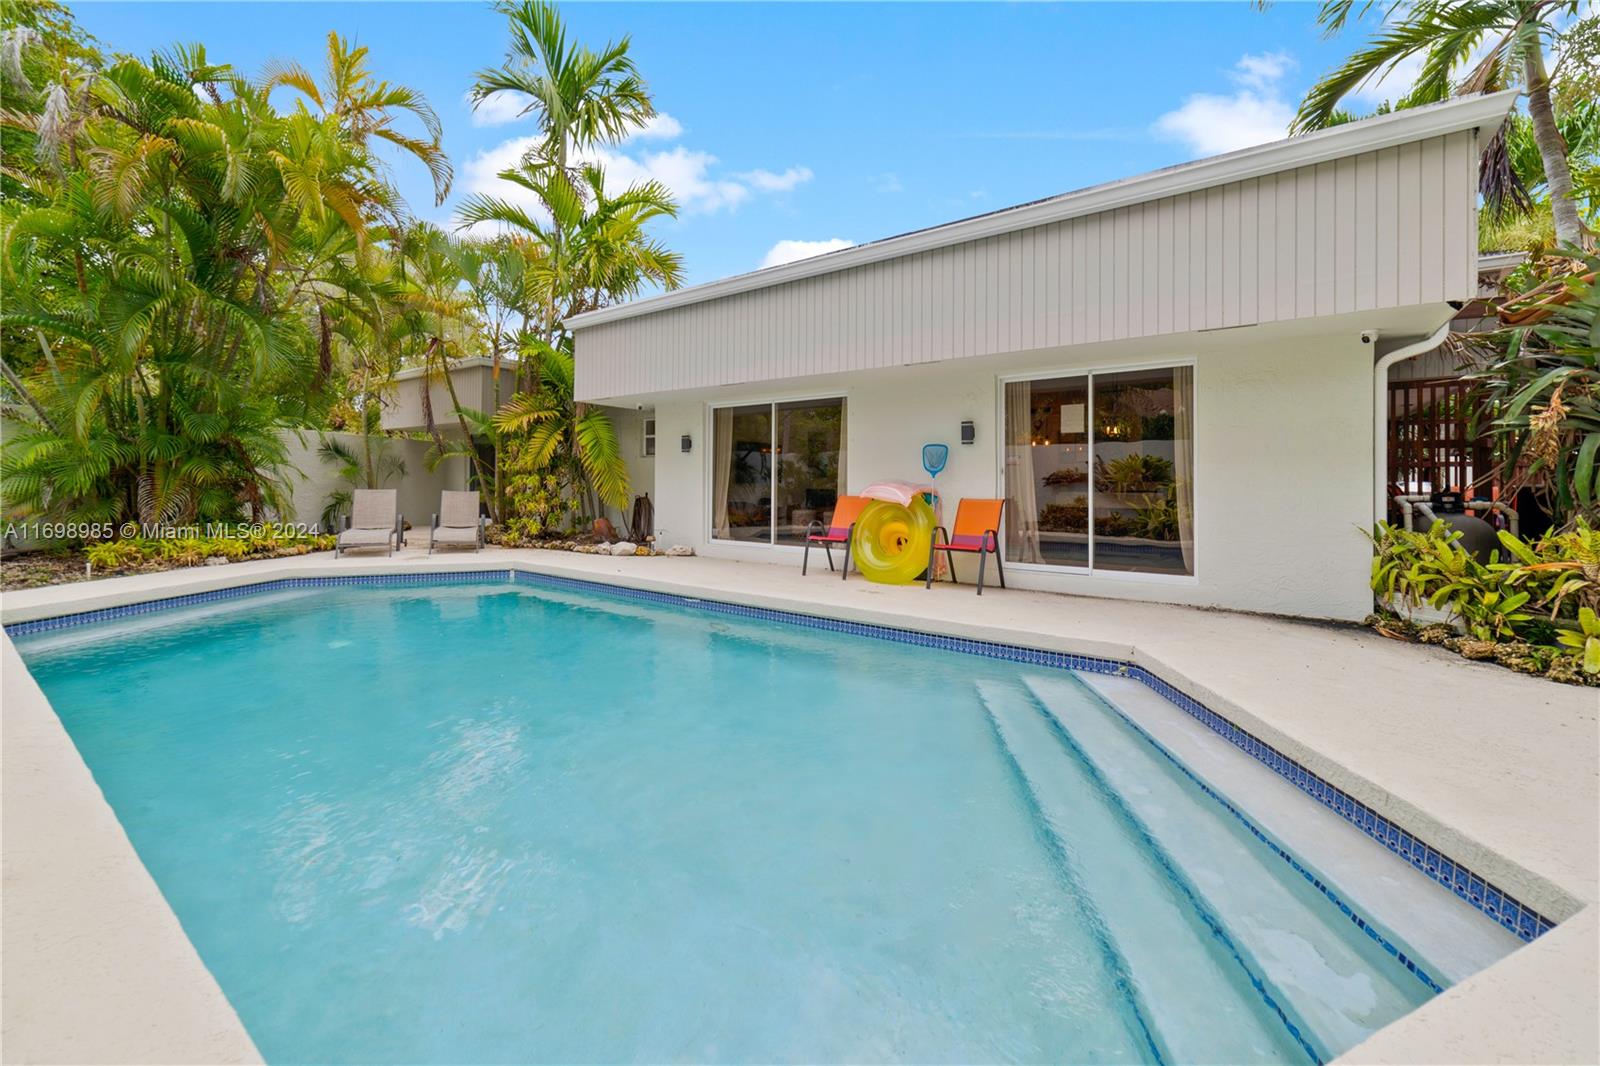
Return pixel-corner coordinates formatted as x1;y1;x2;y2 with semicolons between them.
1293;0;1592;247
459;161;682;526
469;0;653;176
1468;251;1600;525
494;338;627;519
1100;453;1175;491
263;30;452;207
1368;519;1600;677
453;236;527;413
83;528;336;574
457;160;682;338
0;32;448;527
316;418;406;531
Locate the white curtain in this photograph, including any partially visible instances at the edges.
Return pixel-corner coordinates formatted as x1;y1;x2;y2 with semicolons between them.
1172;366;1195;575
835;400;848;499
1004;381;1042;563
712;407;734;539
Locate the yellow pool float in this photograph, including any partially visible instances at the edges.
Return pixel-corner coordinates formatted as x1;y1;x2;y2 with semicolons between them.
850;483;941;584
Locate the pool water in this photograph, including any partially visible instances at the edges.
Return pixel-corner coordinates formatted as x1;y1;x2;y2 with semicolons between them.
15;580;1437;1064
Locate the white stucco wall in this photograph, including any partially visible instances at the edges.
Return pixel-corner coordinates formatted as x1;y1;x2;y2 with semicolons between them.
604;406;658;536
646;310;1427;621
276;430;471;531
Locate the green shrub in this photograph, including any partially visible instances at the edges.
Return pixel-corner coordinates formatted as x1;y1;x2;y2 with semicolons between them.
85;540;148;570
81;529;335;575
1101;453;1174;491
1370;520;1600;675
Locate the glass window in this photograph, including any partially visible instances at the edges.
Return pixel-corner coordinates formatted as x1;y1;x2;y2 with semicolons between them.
711;405;772;542
1003;366;1193;576
1004;377;1089;568
1091;367;1193;575
642;417;656;458
774;399;846;545
711;398;846;545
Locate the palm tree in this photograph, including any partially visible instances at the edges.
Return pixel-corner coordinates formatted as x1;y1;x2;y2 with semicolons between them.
469;0;656;363
456;160;682;324
1294;0;1590;247
494;340;628;518
452;236;528;411
263;31;452;206
457;161;681;519
469;0;653;174
0;36;441;525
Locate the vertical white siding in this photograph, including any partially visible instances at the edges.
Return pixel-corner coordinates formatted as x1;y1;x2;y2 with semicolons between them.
577;132;1478;401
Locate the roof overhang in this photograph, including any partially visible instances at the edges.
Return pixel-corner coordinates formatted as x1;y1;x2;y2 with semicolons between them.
567;90;1518;332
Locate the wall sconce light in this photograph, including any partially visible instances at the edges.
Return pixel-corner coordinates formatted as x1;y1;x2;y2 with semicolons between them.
681;434;693;454
960;420;976;445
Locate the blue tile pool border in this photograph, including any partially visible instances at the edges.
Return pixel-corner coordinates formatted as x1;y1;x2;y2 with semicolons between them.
5;565;1557;944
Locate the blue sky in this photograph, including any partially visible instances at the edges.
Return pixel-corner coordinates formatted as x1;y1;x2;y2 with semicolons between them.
73;2;1423;285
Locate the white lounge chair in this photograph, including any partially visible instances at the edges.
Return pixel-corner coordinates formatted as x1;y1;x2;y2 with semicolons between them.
429;490;485;553
336;489;403;557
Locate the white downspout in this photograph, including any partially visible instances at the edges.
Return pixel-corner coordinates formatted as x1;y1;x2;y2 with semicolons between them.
1372;321;1454;527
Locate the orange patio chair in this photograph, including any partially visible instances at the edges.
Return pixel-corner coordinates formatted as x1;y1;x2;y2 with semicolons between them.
926;498;1006;595
802;495;869;580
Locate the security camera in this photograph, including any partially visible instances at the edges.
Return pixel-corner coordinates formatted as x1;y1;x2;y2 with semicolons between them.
1360;329;1379;345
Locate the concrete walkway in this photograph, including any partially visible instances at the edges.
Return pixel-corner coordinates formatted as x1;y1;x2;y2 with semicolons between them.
3;546;1596;1064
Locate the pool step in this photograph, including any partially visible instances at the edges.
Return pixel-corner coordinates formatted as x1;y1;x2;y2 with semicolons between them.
1021;674;1434;1061
975;679;1309;1066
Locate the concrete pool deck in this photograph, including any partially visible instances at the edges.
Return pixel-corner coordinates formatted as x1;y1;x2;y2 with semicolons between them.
2;546;1595;1064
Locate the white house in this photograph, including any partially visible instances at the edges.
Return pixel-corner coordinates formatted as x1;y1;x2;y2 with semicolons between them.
566;92;1518;621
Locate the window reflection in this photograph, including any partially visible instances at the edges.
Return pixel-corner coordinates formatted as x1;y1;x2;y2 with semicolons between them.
1003;367;1193;576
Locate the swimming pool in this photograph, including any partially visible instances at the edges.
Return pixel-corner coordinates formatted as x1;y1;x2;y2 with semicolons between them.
14;577;1473;1063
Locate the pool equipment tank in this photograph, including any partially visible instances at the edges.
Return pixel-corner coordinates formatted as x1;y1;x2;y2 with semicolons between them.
1393;492;1518;563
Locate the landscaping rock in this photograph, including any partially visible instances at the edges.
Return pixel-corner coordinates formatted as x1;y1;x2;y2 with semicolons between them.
1417;623;1456;645
1492;643;1549;675
204;556;228;566
1454;639;1499;661
664;544;694;557
1544;656;1600;686
609;541;636;556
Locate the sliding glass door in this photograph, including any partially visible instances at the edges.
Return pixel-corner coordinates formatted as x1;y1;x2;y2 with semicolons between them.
1003;365;1194;576
712;397;846;546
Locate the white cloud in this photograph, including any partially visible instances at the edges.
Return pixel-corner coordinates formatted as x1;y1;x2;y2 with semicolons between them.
630;112;684;140
587;143;751;212
1232;51;1294;91
465;95;684;139
1155;92;1295;154
870;172;903;193
459;125;807;224
1154;52;1296;155
760;238;853;269
737;166;813;192
466;90;533;128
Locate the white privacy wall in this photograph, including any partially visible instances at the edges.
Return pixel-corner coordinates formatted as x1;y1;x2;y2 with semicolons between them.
276;431;470;531
645;323;1378;621
576;131;1477;403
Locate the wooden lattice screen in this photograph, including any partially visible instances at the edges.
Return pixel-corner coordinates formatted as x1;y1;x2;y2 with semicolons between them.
1387;376;1494;498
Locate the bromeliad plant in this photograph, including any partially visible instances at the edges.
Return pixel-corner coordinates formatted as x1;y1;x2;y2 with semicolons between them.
1369;519;1600;678
1469;253;1600;527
